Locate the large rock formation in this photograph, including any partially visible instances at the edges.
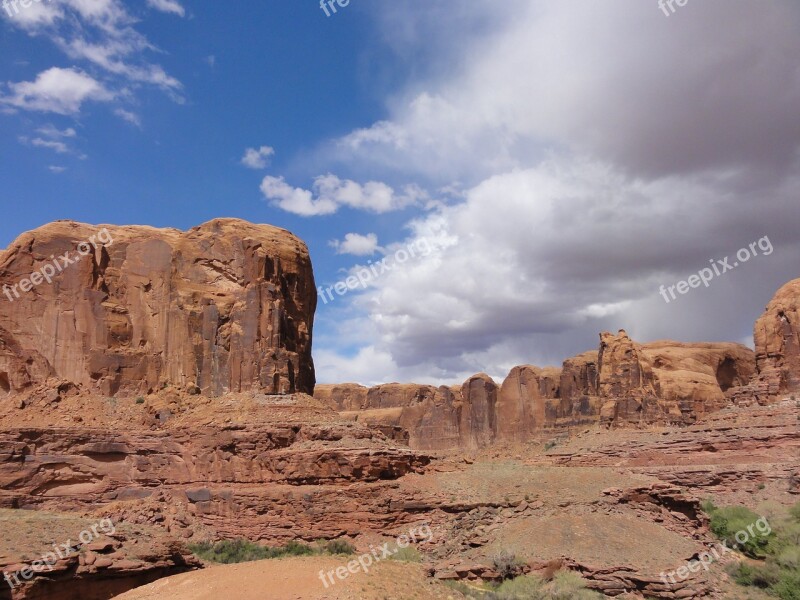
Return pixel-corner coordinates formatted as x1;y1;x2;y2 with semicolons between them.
752;277;800;399
0;219;435;551
0;219;316;398
317;331;755;450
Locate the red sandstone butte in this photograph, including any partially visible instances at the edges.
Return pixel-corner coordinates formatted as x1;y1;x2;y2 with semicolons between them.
0;219;317;398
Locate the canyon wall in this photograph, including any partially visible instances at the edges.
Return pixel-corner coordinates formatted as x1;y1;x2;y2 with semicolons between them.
0;219;317;397
317;330;757;451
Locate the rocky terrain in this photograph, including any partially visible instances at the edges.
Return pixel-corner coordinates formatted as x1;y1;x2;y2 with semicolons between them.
0;220;797;599
316;332;756;451
0;510;199;600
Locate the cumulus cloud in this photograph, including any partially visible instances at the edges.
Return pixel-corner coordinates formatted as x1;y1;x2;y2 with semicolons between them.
2;67;113;114
330;233;380;256
146;0;185;17
48;165;67;173
311;0;800;384
261;173;427;216
331;0;800;184
1;0;183;106
241;146;275;170
114;108;141;126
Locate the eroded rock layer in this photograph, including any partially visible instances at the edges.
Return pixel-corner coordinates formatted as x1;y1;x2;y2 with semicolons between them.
317;331;756;450
0;219;316;398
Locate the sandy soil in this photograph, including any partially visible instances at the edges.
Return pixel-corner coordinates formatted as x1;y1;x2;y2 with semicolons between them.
112;557;464;600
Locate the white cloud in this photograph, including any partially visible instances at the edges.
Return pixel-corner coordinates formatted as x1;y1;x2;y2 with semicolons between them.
2;0;62;29
260;176;338;217
48;165;67;173
2;0;182;105
2;67;113;115
146;0;185;17
31;137;69;153
330;233;380;256
261;173;426;217
36;124;76;138
328;1;800;184
308;1;800;384
114;108;141;126
241;146;275;170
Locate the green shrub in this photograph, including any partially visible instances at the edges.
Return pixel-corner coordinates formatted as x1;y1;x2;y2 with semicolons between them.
486;574;544;599
189;539;316;564
701;498;718;515
391;546;423;562
283;540;315;556
708;506;772;558
774;571;800;600
482;571;602;600
325;539;356;555
726;502;800;599
135;397;145;404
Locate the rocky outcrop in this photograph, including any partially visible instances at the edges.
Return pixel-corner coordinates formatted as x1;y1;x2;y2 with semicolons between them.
751;277;800;400
317;331;755;450
0;509;199;600
0;391;430;543
0;219;316;398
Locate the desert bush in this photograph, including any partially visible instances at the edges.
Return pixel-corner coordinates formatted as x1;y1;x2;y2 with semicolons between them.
188;539;317;563
726;502;800;600
391;546;423;562
546;571;604;599
701;498;718;515
708;505;772;558
325;539;356;555
483;571;602;600
491;550;522;580
188;539;276;563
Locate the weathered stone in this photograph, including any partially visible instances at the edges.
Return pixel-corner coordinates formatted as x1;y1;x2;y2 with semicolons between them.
0;218;317;398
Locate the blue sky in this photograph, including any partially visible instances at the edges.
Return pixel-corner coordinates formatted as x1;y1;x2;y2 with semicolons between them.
2;1;800;386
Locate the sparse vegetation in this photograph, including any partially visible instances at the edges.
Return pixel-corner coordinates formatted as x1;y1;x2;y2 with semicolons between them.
707;504;772;558
544;441;558;451
391;546;423;562
491;550;523;580
451;571;603;599
325;539;356;555
135;397;145;404
189;539;323;564
189;539;356;565
709;502;800;600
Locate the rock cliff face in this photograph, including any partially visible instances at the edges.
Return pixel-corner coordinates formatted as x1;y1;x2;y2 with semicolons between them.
752;278;800;399
0;219;316;398
317;331;755;450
